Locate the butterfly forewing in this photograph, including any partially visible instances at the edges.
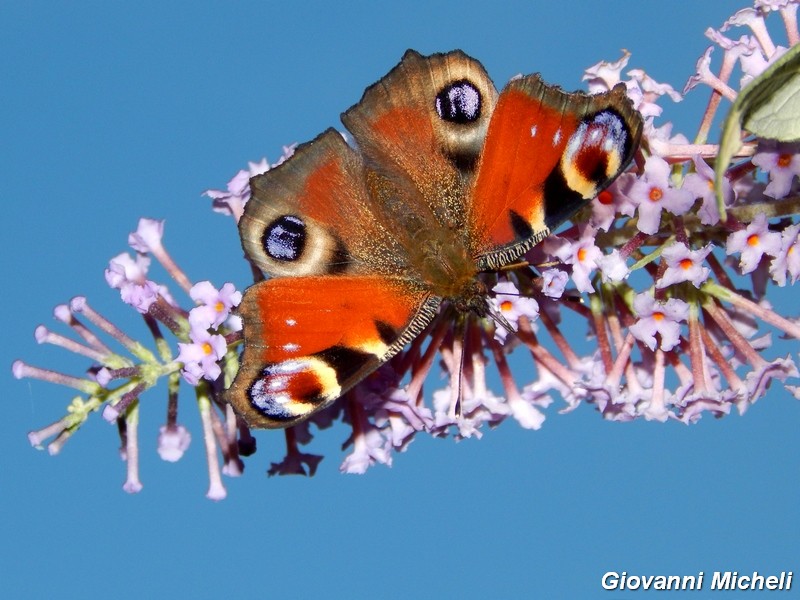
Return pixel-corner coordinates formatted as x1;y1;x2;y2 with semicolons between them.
240;129;410;278
342;50;498;234
231;124;440;428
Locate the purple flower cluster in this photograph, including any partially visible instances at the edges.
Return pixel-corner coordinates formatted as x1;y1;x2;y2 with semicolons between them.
13;0;800;498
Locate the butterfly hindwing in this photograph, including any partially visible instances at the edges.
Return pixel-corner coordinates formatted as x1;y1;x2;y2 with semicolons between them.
228;275;437;428
468;76;642;269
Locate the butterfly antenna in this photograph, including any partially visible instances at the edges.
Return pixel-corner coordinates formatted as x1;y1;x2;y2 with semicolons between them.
496;259;531;272
486;306;516;336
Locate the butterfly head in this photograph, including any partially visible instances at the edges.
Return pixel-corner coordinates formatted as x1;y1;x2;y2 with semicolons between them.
450;277;490;317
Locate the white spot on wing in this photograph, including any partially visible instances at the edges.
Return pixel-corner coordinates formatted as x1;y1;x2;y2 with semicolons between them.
553;128;562;146
270;360;305;375
282;343;300;352
530;125;537;138
272;392;292;406
285;318;297;326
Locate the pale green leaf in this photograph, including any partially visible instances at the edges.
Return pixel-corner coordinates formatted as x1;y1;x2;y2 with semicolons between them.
715;44;800;220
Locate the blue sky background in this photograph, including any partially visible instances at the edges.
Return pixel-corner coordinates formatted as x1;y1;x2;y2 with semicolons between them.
3;1;798;598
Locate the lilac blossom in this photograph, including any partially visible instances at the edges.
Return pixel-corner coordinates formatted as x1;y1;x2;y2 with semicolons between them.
726;212;783;273
157;425;192;462
682;155;734;225
769;223;800;285
105;252;171;314
189;281;242;329
591;177;636;230
544;225;603;293
752;141;800;198
541;268;569;299
626;155;695;235
203;147;295;221
657;243;713;288
629;294;689;352
489;280;540;343
177;328;227;385
598;250;630;283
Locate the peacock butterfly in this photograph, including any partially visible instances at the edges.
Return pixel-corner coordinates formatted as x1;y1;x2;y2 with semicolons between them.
227;50;643;428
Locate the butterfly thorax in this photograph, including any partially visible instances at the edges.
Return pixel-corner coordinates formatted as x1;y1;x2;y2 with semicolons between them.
410;229;489;316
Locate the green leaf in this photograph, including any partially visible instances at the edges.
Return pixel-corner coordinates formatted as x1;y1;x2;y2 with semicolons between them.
715;44;800;221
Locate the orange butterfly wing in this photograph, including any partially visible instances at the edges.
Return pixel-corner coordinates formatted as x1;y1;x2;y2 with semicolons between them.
468;76;642;268
228;129;438;428
228;276;436;428
342;49;498;234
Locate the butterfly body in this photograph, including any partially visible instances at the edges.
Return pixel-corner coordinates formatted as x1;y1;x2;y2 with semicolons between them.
227;50;642;429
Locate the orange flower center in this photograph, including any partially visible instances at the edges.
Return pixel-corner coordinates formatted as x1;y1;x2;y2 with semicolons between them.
747;234;760;247
652;311;664;321
679;258;693;270
777;153;793;168
202;342;213;355
500;300;513;312
649;187;663;202
598;190;613;205
215;301;224;312
577;248;588;262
